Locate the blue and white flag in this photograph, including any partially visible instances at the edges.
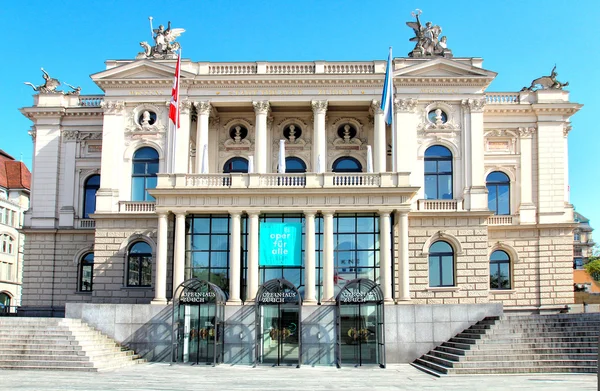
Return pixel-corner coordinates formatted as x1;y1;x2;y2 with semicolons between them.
380;47;393;125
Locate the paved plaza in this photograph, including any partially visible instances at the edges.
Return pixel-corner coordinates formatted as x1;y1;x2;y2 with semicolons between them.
0;363;597;391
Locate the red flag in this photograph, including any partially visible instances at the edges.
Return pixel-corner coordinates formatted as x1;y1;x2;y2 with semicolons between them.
169;53;181;128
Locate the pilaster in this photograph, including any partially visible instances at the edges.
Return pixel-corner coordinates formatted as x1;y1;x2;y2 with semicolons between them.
97;100;125;213
194;101;211;174
58;130;78;227
462;98;488;211
174;100;193;173
253;101;270;173
519;127;536;224
371;100;386;172
152;212;169;304
311;100;328;173
394;98;418;178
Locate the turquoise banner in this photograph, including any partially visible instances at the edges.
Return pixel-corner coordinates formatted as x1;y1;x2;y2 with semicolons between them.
259;222;302;266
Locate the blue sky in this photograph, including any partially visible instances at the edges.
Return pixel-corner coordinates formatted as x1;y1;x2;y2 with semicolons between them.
2;1;599;230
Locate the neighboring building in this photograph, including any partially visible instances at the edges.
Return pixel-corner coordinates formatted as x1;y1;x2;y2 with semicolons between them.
572;211;594;269
0;150;30;312
18;18;582;365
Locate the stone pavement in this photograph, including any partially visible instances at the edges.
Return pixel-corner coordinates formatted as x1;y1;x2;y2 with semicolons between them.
0;363;597;391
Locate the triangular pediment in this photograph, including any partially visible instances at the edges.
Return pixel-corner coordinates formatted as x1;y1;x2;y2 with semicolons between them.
91;60;194;81
394;58;497;79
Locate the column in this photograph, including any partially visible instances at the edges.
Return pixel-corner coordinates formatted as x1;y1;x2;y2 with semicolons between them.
172;212;186;294
464;98;488;210
194;101;211;174
322;211;334;302
563;124;571;204
397;211;410;301
311;100;328;173
59;131;78;227
152;212;169;304
253;101;270;173
371;100;386;172
304;211;317;304
518;127;536;224
97;101;124;213
379;211;393;302
174;100;193;173
394;98;418;178
247;211;260;300
229;212;242;304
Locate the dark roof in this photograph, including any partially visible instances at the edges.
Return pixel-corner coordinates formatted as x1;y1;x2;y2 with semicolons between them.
0;149;31;191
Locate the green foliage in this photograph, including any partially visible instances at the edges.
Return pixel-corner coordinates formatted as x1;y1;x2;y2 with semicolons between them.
583;258;600;281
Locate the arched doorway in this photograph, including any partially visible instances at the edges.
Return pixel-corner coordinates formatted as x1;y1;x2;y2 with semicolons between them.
336;279;385;368
171;278;226;365
255;278;301;367
0;292;11;315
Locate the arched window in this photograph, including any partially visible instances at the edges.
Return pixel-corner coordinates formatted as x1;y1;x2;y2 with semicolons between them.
83;175;100;218
79;253;94;292
127;242;152;287
486;171;510;215
132;147;159;201
424;145;453;199
490;250;511;289
1;234;14;254
285;157;307;173
223;157;249;173
332;157;362;173
0;292;11;313
428;241;454;287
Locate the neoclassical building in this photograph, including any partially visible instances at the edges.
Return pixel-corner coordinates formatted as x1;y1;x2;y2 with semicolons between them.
0;150;30;312
19;21;581;365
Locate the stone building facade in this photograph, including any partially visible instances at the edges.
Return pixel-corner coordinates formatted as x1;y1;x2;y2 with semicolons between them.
19;42;581;364
0;150;30;312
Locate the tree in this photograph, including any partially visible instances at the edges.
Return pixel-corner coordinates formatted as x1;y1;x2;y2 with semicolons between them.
583;257;600;281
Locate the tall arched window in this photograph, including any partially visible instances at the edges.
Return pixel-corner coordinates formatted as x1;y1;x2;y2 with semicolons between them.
223;157;249;173
285;157;307;173
332;157;362;173
79;253;94;292
486;171;510;215
490;250;511;289
132;147;159;201
127;242;152;287
83;175;100;218
428;241;454;287
424;145;453;199
1;234;14;254
0;292;11;313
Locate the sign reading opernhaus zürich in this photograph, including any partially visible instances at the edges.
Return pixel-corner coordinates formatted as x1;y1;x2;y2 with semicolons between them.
18;8;582;373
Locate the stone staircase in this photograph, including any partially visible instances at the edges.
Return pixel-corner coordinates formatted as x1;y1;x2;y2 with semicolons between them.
412;313;600;376
0;317;145;371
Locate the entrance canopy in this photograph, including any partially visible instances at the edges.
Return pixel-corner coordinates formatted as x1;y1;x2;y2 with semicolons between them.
256;278;301;305
175;278;227;305
336;278;384;305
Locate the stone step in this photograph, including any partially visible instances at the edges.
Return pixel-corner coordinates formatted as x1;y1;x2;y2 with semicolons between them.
0;347;124;356
0;330;105;337
423;354;597;369
409;361;444;377
0;354;91;362
429;350;598;362
475;341;599;350
435;345;468;356
0;365;99;372
485;326;600;333
466;347;598;356
413;358;450;375
0;359;95;368
485;330;600;338
441;341;474;350
447;366;598;375
479;336;599;344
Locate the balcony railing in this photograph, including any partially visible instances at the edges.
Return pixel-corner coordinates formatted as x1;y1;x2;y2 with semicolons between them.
487;215;517;225
485;93;519;104
76;219;96;229
78;96;104;107
118;201;156;213
159;172;410;189
417;199;464;211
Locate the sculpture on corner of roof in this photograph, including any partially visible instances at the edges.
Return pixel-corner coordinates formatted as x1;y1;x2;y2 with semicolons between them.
23;68;63;94
137;18;185;60
406;9;452;58
521;65;569;92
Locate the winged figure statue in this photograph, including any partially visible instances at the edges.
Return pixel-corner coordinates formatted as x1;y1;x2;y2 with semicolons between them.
406;9;452;58
137;20;185;60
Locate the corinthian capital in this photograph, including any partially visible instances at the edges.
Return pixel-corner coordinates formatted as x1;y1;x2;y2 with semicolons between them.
462;98;486;113
252;101;270;115
194;101;212;116
100;100;125;114
518;126;536;138
393;98;418;113
62;130;79;141
180;100;194;115
370;100;384;115
311;100;328;114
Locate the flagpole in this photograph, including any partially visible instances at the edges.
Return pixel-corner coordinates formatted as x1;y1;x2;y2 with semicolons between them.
389;47;396;173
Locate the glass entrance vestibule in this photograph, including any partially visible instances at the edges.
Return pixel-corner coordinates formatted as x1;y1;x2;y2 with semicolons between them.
171;278;227;365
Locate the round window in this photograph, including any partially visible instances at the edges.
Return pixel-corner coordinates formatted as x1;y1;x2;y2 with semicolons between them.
427;109;448;124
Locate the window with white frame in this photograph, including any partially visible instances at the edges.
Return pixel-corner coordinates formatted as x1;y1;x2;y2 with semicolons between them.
1;234;14;254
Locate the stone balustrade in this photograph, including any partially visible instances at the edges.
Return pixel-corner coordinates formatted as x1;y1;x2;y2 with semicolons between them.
158;172;410;189
485;93;519;104
487;215;517;225
78;96;104;107
417;199;464;211
118;201;156;213
76;219;96;229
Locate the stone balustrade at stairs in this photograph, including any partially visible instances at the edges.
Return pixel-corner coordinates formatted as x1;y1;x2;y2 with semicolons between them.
411;313;600;376
0;317;145;371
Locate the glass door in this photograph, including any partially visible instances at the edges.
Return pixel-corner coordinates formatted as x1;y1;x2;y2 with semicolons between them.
178;304;217;364
339;303;378;365
260;305;299;366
